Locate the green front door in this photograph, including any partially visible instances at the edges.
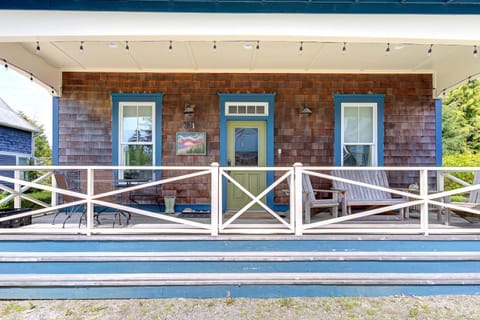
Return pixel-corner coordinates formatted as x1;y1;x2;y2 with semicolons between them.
226;121;267;210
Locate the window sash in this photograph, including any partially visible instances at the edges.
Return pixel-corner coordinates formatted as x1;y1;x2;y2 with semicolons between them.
119;102;155;180
341;103;377;166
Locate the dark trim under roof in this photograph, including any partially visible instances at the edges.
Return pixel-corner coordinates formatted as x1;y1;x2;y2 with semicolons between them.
1;0;480;14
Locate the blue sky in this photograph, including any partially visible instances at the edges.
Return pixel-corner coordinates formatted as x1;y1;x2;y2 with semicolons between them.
0;68;52;145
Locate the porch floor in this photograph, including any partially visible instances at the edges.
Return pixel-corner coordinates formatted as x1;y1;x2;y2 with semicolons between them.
17;208;480;231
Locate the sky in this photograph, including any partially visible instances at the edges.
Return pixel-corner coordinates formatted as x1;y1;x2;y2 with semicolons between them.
0;68;53;145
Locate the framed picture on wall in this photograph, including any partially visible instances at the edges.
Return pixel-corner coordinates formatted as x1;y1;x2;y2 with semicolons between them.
176;132;207;155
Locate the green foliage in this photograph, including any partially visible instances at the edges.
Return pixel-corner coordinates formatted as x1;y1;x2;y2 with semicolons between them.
442;80;480;155
0;191;51;209
19;111;52;161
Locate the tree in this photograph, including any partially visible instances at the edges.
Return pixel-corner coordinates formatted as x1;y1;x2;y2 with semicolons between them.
442;79;480;155
19;112;52;164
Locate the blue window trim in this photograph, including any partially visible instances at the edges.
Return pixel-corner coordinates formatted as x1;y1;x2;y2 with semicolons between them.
435;98;442;166
111;93;163;171
52;96;59;165
333;94;385;166
219;93;275;210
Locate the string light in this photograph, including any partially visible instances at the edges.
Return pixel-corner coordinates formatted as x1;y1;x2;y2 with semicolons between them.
298;41;303;55
79;41;84;53
256;41;260;50
385;43;391;55
474;45;478;58
168;40;173;52
342;42;347;54
35;41;40;54
1;58;58;95
427;44;433;56
3;59;7;69
213;41;217;51
30;73;34;81
125;41;129;52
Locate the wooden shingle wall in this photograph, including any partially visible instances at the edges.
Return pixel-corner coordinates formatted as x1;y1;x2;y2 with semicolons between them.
59;72;435;198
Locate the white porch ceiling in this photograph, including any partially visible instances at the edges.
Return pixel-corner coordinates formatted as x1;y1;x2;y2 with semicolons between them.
1;11;480;97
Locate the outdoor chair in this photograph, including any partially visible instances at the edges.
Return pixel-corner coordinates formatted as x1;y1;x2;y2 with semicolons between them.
52;172;87;228
302;174;343;223
331;170;408;220
286;174;342;223
445;171;480;225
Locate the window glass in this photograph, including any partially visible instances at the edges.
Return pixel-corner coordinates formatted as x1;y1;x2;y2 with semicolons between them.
342;103;376;166
235;128;258;166
119;102;155;180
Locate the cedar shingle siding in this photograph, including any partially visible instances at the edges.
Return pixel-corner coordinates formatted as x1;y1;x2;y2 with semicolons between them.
58;72;435;197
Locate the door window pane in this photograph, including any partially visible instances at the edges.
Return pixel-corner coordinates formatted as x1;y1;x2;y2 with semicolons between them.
235;128;258;166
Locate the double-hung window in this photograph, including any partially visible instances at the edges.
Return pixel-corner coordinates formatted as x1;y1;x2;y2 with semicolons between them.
342;103;376;166
111;94;163;181
120;102;154;180
334;94;384;167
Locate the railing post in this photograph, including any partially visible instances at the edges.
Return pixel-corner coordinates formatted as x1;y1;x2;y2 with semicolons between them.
420;168;429;236
293;163;303;236
86;168;94;236
210;162;219;236
13;169;21;209
51;170;57;207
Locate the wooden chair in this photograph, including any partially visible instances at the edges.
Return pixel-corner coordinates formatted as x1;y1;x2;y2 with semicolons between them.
445;171;480;225
331;170;407;219
302;174;343;223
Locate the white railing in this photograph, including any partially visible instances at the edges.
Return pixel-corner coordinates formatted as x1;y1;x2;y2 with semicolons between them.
0;164;480;236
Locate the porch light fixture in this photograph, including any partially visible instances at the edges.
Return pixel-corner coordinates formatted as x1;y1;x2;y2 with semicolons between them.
342;42;347;54
300;103;312;115
474;45;478;58
427;44;433;56
385;43;391;55
184;104;195;129
298;41;303;55
169;40;173;52
79;41;84;53
35;41;40;54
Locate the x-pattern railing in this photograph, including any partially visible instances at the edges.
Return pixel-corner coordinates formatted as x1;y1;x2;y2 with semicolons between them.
1;164;480;236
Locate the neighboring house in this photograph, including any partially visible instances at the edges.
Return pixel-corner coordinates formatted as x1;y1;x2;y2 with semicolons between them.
0;97;38;170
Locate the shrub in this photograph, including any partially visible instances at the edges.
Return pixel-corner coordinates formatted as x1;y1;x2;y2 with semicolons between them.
443;152;480;192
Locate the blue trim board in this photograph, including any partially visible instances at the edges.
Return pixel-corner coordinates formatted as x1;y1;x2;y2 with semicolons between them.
52;96;59;165
3;239;480;253
218;93;276;211
435;98;443;166
2;284;480;300
2;0;480;14
2;260;480;274
110;93;163;168
333;94;385;166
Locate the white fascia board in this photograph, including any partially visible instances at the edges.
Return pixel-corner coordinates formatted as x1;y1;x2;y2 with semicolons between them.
0;11;480;45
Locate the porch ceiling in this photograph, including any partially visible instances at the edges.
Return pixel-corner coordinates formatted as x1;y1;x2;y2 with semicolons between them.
1;11;480;97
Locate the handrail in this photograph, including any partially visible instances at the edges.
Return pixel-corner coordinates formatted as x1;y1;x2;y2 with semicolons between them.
0;164;480;236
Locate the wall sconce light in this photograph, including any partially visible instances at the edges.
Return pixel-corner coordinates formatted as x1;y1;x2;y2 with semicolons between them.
300;103;312;115
184;103;195;129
